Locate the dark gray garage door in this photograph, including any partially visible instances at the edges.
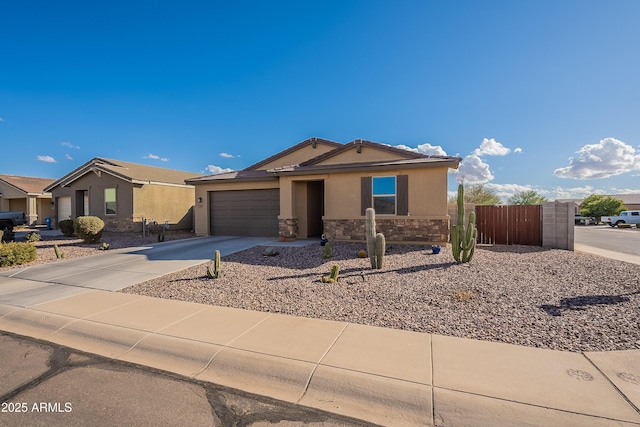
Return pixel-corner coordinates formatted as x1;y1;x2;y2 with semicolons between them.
209;189;280;237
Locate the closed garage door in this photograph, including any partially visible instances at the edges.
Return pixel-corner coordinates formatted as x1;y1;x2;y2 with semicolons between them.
58;197;72;221
209;189;280;237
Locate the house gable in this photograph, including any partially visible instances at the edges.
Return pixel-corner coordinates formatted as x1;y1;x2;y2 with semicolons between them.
45;158;199;191
300;140;427;167
244;137;342;171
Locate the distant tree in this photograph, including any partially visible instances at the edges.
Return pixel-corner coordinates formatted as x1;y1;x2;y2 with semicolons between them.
580;195;626;218
508;190;548;205
449;184;501;205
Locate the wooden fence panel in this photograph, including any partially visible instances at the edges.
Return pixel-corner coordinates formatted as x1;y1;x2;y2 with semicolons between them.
475;205;541;246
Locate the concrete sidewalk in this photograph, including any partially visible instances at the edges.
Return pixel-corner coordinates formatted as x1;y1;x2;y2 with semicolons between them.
1;290;639;426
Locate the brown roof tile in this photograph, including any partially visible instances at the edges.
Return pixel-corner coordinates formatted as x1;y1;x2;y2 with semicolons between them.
0;174;56;194
46;158;200;191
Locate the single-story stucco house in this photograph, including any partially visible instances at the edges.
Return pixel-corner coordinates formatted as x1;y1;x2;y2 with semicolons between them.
44;158;200;232
0;174;55;227
187;138;461;244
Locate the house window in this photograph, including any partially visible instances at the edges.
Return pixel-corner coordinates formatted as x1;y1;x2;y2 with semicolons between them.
372;176;396;215
105;188;116;215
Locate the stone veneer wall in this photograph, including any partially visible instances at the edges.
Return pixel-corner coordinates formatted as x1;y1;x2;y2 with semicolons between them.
323;218;449;244
278;218;299;240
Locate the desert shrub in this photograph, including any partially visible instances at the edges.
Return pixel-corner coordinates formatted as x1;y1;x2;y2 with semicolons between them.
58;219;75;237
0;242;37;267
74;216;105;243
1;229;15;243
25;231;42;242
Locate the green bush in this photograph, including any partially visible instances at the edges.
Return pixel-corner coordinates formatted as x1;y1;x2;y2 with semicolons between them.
0;242;37;267
25;231;42;242
58;219;75;237
74;216;105;243
1;229;15;243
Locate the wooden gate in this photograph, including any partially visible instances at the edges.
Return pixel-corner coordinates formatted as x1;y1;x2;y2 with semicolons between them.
475;205;541;246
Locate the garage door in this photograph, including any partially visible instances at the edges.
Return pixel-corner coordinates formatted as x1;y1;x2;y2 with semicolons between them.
209;189;280;237
58;197;72;221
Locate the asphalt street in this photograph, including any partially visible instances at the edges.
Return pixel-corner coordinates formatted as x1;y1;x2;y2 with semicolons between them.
574;224;640;257
0;331;373;427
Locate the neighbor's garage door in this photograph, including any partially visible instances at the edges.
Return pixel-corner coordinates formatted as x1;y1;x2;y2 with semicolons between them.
209;189;280;237
57;197;72;221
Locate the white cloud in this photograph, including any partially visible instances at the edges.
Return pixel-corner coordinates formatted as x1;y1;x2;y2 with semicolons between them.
608;187;640;195
449;154;494;184
548;185;602;200
65;154;73;160
472;138;511;157
144;153;169;162
219;152;236;159
37;155;56;163
61;141;79;149
396;143;448;156
553;137;640;179
0;117;4;122
514;147;522;153
206;165;233;175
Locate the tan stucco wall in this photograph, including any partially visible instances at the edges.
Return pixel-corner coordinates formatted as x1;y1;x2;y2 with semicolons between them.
192;180;279;236
319;167;449;220
256;143;337;170
294;181;308;237
9;199;27;214
133;184;195;229
314;146;409;166
0;184;27;199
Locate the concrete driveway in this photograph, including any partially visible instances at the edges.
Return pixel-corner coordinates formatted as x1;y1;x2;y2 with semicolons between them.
0;236;313;307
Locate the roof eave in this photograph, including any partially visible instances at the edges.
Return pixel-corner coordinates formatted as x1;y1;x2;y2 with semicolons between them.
272;158;461;176
187;175;279;184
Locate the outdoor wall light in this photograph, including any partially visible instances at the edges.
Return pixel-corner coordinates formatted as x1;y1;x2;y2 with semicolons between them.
197;197;203;203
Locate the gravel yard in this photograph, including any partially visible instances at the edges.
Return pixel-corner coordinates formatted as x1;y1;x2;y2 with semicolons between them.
0;230;195;271
121;241;640;353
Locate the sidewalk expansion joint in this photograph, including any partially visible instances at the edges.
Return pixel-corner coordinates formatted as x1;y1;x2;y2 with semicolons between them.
189;313;275;378
296;322;350;404
582;352;640;415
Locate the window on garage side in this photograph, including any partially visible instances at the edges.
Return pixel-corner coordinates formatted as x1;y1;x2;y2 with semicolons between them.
372;176;396;215
105;188;116;215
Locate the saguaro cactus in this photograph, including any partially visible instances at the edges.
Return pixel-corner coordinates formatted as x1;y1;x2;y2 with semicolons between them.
451;184;477;263
366;208;377;268
207;249;223;278
366;208;386;269
375;232;385;269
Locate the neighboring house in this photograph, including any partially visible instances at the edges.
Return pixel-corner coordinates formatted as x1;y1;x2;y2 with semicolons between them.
612;194;640;211
557;194;640;213
44;158;200;232
0;174;55;226
187;138;461;244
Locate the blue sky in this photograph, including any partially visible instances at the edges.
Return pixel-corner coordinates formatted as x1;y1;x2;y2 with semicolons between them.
1;0;639;201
